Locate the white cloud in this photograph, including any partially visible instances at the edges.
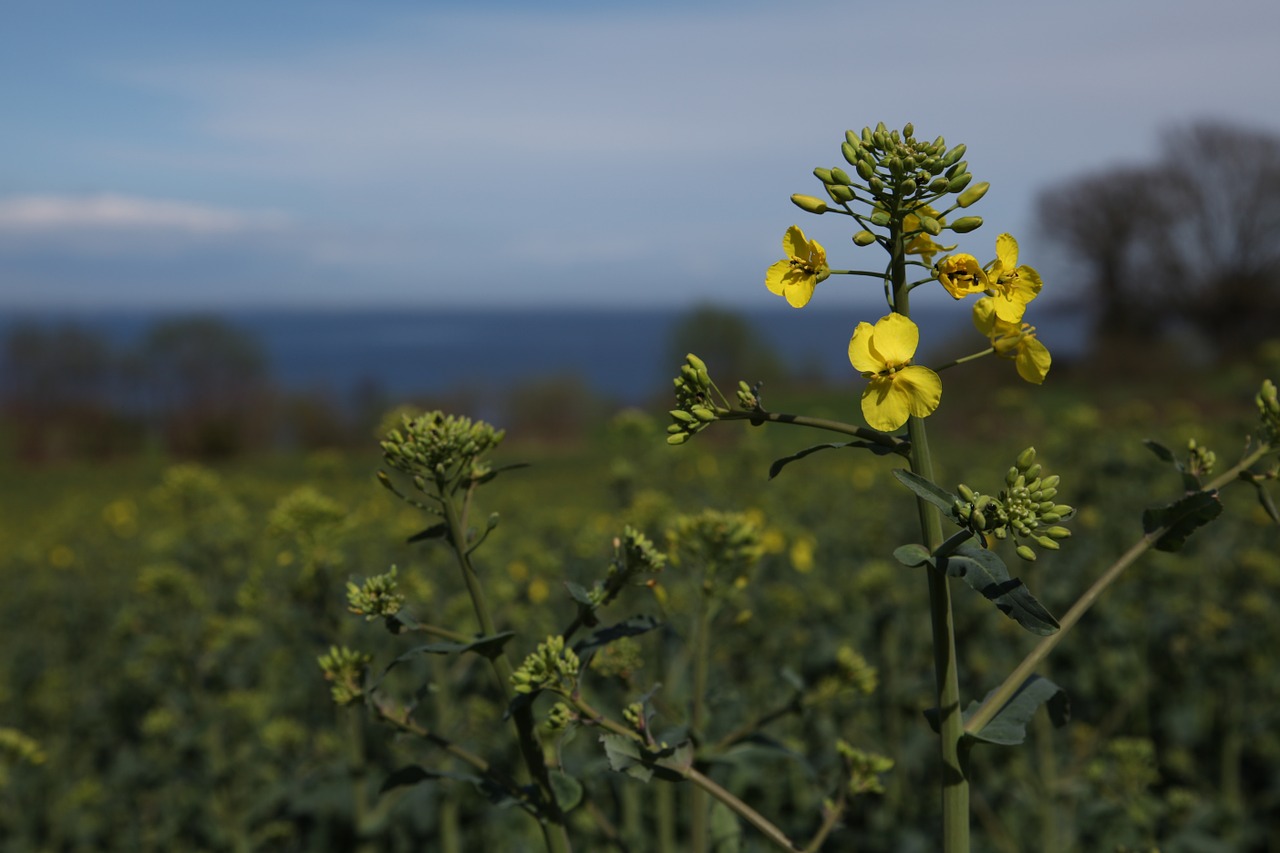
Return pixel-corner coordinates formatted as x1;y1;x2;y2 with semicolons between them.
0;193;287;236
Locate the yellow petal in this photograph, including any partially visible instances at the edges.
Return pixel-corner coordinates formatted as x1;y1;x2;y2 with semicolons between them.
991;294;1027;324
867;313;919;365
783;274;816;308
781;225;808;259
897;365;943;418
765;259;791;296
848;322;881;373
996;233;1019;269
1015;338;1051;384
972;297;998;336
861;378;909;431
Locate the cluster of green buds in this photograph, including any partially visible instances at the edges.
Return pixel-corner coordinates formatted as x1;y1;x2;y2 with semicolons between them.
667;354;725;445
1258;379;1280;444
317;645;372;706
511;635;581;697
669;509;764;595
346;566;405;621
543;701;577;735
954;447;1074;562
0;727;47;774
1186;438;1217;479
835;739;894;797
790;122;988;238
379;411;505;500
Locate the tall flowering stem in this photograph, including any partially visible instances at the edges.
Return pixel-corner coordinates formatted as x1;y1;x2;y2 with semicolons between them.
890;220;970;852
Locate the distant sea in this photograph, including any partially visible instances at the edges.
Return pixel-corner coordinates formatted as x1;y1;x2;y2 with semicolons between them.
2;303;1088;405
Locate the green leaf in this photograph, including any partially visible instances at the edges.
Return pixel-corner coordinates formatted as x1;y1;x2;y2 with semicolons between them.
1142;490;1223;552
406;522;449;544
549;770;584;813
564;581;597;606
709;799;744;853
893;543;933;568
468;461;532;487
892;469;961;519
963;675;1070;746
599;734;692;784
768;440;898;480
942;543;1059;635
375;631;517;690
380;765;480;794
1142;439;1177;464
574;615;661;656
1249;478;1280;525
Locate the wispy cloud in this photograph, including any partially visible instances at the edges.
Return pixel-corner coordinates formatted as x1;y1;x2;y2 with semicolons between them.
0;194;287;237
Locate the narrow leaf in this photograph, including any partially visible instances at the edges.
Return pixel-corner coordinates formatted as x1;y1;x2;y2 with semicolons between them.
1142;439;1177;464
963;675;1070;746
892;469;961;518
407;522;449;544
1142;490;1223;552
1252;480;1280;525
768;440;896;480
942;543;1059;635
380;765;480;794
709;799;744;853
574;615;661;656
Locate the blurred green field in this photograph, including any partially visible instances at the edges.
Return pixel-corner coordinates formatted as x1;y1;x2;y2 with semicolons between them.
2;366;1279;852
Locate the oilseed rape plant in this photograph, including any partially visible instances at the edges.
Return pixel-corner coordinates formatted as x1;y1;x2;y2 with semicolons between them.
323;122;1279;852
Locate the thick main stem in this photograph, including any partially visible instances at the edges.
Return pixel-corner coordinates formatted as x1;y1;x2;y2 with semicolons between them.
894;240;969;852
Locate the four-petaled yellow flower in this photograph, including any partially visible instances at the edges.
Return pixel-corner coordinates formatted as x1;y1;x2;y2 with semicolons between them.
984;234;1042;323
848;314;942;431
972;297;1051;384
766;225;830;308
935;254;988;300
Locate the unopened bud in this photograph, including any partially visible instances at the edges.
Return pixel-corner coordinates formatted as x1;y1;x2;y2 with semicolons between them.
947;172;973;192
950;216;983;233
827;184;855;203
900;178;917;195
841;140;860;165
1016;447;1038;469
903;122;914;138
1015;545;1037;562
791;194;829;214
1044;526;1072;540
853;230;877;246
870;210;890;227
830;167;853;185
919;216;942;236
813;167;834;183
855;159;875;181
942;144;967;167
928;176;951;193
957;181;989;208
1035;536;1060;550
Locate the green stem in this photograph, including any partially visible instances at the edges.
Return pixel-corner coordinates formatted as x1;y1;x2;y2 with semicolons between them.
689;597;714;853
717;409;909;453
963;446;1271;736
439;495;573;853
933;347;995;372
894;229;969;853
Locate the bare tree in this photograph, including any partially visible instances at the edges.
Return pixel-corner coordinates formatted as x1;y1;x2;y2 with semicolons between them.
1036;120;1280;357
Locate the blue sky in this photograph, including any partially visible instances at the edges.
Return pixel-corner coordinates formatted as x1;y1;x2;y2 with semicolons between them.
3;0;1279;310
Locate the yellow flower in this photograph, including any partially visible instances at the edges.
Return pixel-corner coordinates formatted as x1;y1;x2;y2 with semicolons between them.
973;297;1051;384
935;253;989;300
903;204;951;266
766;225;830;308
984;234;1042;323
848;314;942;431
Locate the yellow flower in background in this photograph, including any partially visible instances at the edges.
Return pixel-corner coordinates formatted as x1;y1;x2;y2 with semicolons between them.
848;313;942;431
973;297;1051;384
935;253;988;300
984;233;1042;323
766;225;830;308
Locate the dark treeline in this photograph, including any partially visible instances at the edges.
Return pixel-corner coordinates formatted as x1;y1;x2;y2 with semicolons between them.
0;316;387;462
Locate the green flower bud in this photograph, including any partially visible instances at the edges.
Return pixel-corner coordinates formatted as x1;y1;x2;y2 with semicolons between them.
957;483;977;502
1041;474;1061;490
666;423;685;434
667;433;689;445
970;510;987;531
903;122;914;138
1044;526;1072;539
900;178;917;195
845;129;860;146
830;167;853;185
870;210;891;227
957;181;990;208
791;194;829;214
1015;544;1037;562
948;172;973;192
813;167;834;183
949;216;983;233
945;159;968;179
685;353;707;372
928;176;951;193
942;144;967;167
853;230;877;246
861;127;874;146
1039;512;1061;524
868;176;884;194
1034;535;1060;550
1024;463;1042;480
1052;504;1074;518
669;409;697;424
919;216;942;236
827;184;855;203
690;406;717;423
855;158;875;181
841;140;860;165
1016;447;1038;469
